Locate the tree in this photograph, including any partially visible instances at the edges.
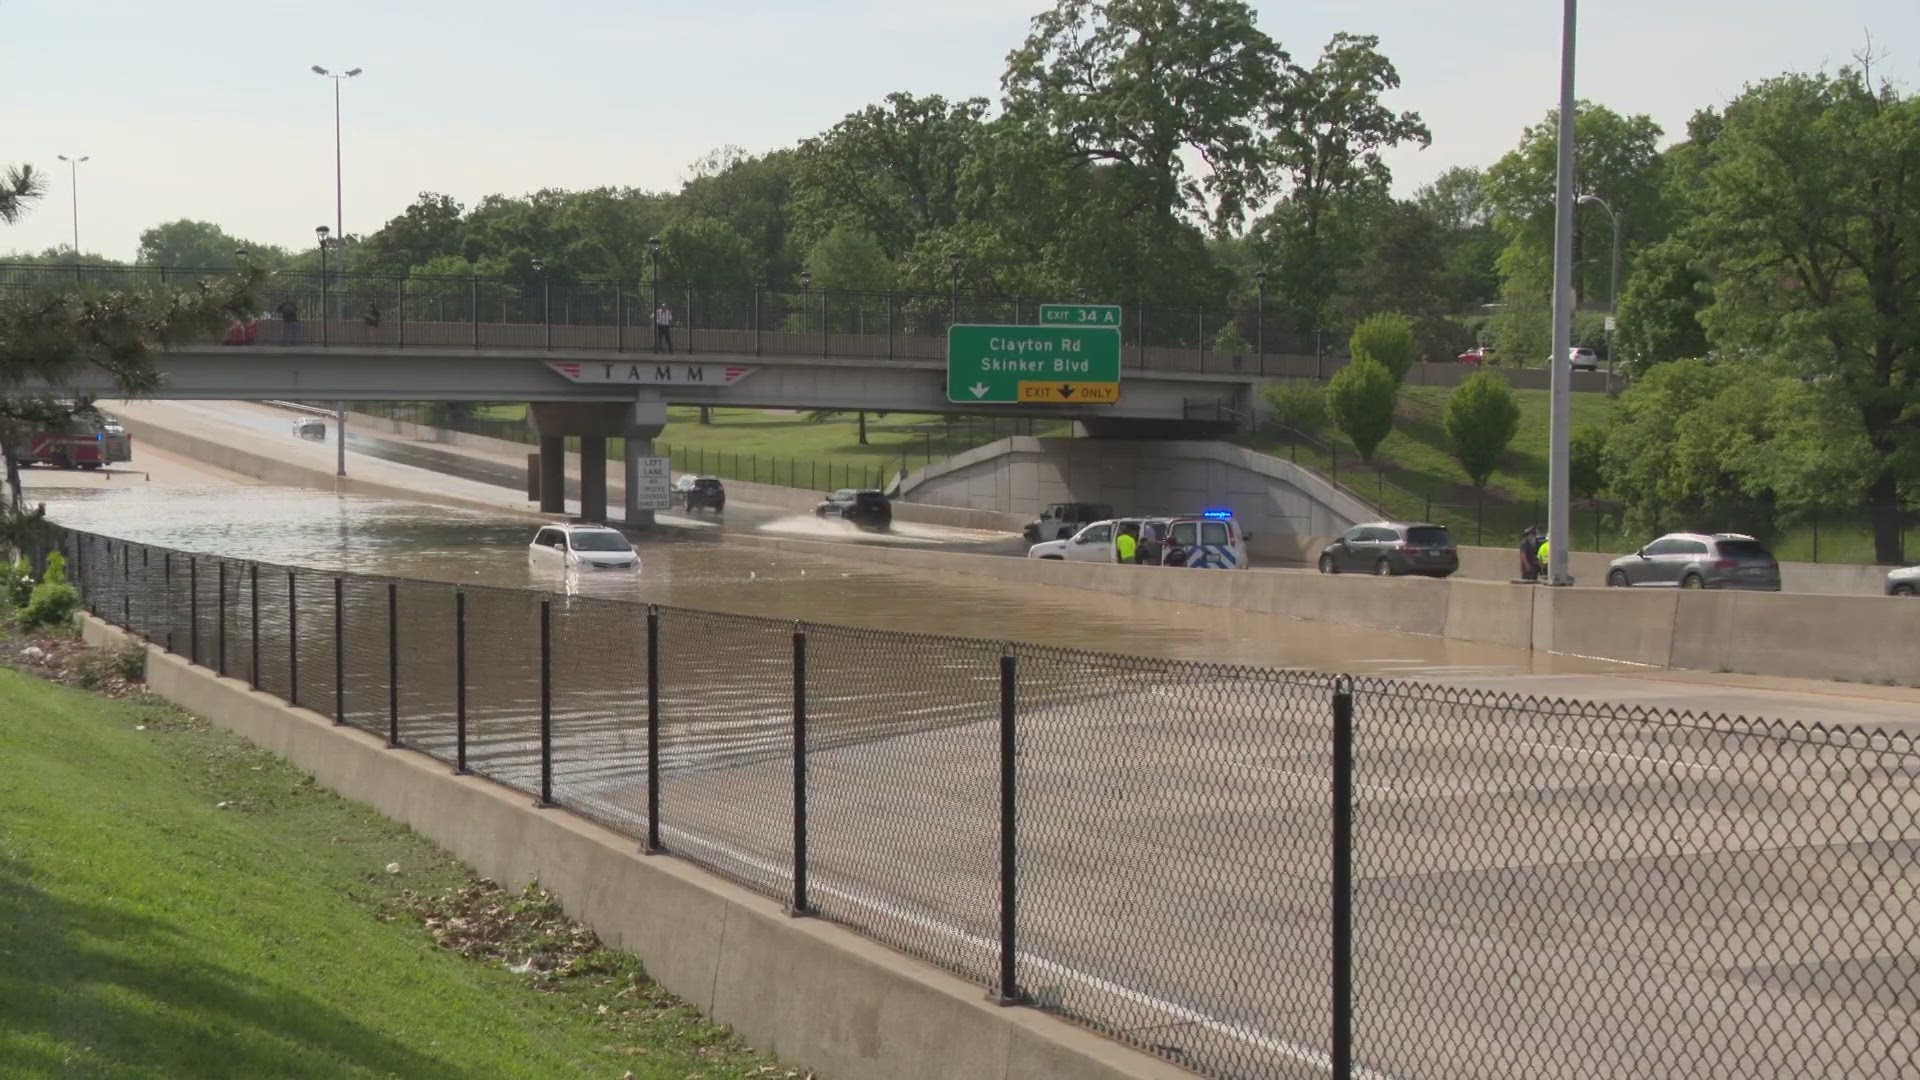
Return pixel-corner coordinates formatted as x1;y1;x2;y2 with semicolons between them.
1348;312;1417;382
2;165;43;225
805;225;895;292
1569;424;1608;504
1683;69;1919;562
654;216;755;289
1002;0;1290;234
1324;357;1397;460
1614;237;1709;370
1444;371;1521;487
2;165;259;531
1485;103;1667;361
360;192;467;272
136;219;283;270
793;94;988;259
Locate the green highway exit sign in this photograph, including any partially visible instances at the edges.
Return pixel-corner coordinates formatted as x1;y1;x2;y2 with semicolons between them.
947;324;1122;404
1038;303;1123;327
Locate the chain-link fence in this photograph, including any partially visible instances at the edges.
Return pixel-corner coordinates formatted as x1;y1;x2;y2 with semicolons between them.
36;525;1920;1080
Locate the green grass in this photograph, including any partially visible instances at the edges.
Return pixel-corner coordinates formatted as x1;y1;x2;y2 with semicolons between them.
0;661;782;1079
480;403;1066;491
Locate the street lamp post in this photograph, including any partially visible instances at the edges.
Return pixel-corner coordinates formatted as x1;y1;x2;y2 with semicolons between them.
948;252;965;325
1254;269;1269;359
646;236;662;338
1577;194;1623;381
55;154;88;256
1546;0;1579;587
309;65;363;241
532;257;550;350
318;225;346;478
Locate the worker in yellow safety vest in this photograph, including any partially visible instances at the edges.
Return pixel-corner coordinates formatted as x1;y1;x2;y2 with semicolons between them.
1115;523;1140;565
1536;537;1550;579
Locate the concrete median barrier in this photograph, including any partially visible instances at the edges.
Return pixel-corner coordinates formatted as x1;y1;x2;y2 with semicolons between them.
1669;590;1920;684
1530;587;1681;668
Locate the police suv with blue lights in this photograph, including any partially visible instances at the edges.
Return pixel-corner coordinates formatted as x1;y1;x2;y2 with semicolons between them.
1026;510;1248;569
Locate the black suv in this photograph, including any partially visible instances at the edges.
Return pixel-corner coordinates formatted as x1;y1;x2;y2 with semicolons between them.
1318;522;1460;578
816;488;893;532
674;475;726;513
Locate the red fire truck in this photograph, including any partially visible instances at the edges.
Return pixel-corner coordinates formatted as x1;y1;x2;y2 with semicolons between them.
11;417;133;470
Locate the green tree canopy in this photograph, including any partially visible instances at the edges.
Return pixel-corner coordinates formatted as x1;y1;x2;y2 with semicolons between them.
1681;68;1919;562
137;219;285;271
1325;356;1398;460
1349;312;1417;382
1443;371;1521;487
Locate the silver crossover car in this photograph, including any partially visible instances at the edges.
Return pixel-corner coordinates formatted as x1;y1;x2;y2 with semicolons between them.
1606;532;1781;591
1888;566;1919;597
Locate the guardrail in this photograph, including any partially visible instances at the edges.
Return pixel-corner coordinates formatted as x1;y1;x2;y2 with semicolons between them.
35;524;1918;1080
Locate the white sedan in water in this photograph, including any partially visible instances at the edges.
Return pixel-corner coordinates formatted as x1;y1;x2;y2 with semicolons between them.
527;522;640;571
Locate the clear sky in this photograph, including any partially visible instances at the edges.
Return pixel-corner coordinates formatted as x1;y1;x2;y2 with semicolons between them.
4;0;1916;259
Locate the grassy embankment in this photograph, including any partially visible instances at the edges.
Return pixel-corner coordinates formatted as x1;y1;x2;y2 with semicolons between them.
0;637;793;1079
1241;386;1884;562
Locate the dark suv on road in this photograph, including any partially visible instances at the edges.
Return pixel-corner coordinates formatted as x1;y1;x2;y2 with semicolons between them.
674;475;726;513
816;488;893;532
1606;532;1780;591
1317;522;1460;578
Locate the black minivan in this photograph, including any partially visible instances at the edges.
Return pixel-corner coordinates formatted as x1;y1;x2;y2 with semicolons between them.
816;488;893;532
1318;522;1460;578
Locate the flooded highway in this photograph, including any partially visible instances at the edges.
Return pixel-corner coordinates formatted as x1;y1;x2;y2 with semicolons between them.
36;479;1598;677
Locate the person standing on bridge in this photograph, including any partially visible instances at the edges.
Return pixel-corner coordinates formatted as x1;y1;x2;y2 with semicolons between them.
653;302;675;354
275;297;300;345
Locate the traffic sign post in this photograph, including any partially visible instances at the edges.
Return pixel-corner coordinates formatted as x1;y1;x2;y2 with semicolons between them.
947;324;1122;404
1038;303;1122;328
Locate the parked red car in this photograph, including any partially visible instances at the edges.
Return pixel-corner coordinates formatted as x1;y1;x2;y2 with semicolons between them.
1458;346;1494;365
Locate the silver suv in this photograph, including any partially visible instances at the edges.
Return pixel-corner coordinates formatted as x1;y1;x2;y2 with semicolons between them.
1606;532;1780;591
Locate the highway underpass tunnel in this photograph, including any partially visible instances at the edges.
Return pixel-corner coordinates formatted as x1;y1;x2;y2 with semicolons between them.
527;400;666;526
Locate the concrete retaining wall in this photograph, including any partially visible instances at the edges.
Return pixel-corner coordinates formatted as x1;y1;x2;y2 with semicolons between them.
898;437;1375;550
82;616;1191;1080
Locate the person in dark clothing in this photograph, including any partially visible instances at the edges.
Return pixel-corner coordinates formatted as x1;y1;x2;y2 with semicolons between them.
1519;526;1543;580
363;301;382;328
276;298;299;344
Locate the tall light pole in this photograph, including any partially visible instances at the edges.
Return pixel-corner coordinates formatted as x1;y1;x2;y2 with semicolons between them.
1577;193;1623;381
948;252;965;325
310;65;362;241
319;224;346;478
55;154;88;256
1546;0;1579;587
1254;269;1269;358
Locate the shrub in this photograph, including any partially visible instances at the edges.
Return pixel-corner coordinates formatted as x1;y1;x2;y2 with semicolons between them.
1325;358;1399;460
19;553;81;630
1213;321;1254;356
1349;313;1418;383
1261;380;1327;435
1444;372;1522;487
1;556;31;609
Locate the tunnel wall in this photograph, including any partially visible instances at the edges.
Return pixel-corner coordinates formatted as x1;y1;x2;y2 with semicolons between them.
898;437;1375;548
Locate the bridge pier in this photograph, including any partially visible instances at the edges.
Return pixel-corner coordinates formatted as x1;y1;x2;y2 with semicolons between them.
537;436;566;515
529;400;666;529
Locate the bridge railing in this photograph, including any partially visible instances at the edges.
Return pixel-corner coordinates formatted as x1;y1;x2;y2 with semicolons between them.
1;262;1366;379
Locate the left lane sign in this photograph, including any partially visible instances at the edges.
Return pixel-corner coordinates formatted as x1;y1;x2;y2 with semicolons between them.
547;360;754;386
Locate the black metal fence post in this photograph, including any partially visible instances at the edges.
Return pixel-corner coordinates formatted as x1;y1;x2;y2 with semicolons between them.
454;590;468;774
287;570;299;708
164;552;174;653
1331;676;1356;1080
537;599;553;807
995;647;1024;1005
790;622;811;916
645;604;662;853
189;557;199;664
333;576;345;726
249;563;260;691
121;543;131;630
386;582;400;748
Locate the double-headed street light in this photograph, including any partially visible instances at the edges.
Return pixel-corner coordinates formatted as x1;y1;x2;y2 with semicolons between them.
55;154;88;255
310;66;363;242
1577;193;1623;380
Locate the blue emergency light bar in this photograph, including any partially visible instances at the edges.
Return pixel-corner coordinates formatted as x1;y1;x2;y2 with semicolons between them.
1202;509;1234;520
